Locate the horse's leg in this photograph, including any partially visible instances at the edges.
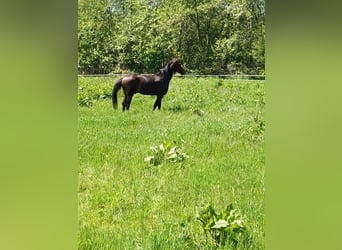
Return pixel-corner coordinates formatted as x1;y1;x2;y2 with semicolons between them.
153;96;159;110
126;94;134;110
153;95;163;110
157;96;163;110
122;96;126;111
122;94;129;111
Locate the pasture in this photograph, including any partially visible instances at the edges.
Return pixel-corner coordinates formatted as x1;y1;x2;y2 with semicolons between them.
78;76;265;249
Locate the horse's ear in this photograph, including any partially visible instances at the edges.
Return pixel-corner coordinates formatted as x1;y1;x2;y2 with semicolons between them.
169;59;180;70
170;59;180;67
169;60;175;69
175;59;183;65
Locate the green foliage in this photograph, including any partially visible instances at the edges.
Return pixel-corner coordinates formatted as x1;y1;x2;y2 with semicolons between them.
144;142;189;166
77;77;112;106
78;0;117;74
196;203;247;247
78;0;265;74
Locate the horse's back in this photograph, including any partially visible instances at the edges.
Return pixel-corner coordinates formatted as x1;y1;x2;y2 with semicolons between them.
138;75;167;95
121;73;165;95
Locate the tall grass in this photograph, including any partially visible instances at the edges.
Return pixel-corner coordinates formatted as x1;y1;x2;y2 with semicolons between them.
78;76;265;249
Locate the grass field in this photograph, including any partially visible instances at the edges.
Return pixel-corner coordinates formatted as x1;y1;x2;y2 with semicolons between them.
78;76;265;249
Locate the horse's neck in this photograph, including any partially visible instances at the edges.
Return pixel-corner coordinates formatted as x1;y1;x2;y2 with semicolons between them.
163;64;174;84
164;71;173;83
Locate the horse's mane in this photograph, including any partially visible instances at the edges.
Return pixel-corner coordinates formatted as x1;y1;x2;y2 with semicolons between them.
163;62;172;73
155;62;171;77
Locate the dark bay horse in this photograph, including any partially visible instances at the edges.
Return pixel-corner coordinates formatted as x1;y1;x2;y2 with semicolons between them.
112;59;185;111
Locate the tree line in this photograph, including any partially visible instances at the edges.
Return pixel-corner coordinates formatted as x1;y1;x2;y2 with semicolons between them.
78;0;265;75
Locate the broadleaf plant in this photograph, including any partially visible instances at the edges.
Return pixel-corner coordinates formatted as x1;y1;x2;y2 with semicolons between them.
196;203;247;247
144;142;189;166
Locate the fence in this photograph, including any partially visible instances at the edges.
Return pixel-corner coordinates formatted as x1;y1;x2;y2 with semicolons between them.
78;74;265;80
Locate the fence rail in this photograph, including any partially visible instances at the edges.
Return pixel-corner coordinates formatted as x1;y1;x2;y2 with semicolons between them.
78;74;265;80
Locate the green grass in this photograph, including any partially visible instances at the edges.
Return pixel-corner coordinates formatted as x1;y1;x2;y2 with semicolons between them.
78;76;265;249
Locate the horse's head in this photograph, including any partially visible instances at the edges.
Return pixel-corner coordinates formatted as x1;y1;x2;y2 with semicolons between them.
170;59;186;75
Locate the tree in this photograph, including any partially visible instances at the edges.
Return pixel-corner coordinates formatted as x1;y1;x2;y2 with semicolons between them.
78;0;265;75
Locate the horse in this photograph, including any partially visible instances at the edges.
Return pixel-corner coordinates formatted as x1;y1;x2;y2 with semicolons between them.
112;59;186;111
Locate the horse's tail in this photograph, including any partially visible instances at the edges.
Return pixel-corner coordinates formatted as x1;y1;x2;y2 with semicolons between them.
112;79;122;109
